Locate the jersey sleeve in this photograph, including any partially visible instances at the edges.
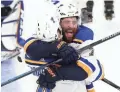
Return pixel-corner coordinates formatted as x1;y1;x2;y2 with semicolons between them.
86;83;95;92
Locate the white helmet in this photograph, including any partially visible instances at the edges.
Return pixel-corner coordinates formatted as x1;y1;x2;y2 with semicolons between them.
36;1;59;42
57;3;80;20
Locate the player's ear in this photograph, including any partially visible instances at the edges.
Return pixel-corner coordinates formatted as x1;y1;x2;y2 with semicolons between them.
57;28;63;40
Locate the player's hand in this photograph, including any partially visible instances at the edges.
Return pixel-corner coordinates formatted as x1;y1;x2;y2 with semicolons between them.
56;41;79;65
37;65;60;89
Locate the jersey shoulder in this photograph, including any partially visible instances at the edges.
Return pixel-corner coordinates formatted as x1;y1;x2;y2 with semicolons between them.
73;25;94;43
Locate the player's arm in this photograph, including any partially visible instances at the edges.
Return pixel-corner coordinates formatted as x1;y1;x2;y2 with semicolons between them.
22;23;79;65
24;38;79;65
70;28;104;81
68;26;97;76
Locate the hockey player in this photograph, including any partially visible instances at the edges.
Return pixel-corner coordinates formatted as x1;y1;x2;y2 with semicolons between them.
36;3;104;92
22;1;104;92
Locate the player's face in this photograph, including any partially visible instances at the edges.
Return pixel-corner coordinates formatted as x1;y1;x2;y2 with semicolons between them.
60;17;78;42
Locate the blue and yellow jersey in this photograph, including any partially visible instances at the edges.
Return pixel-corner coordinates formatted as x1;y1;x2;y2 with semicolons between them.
24;25;94;66
86;83;95;92
73;25;94;44
21;11;103;92
25;54;58;66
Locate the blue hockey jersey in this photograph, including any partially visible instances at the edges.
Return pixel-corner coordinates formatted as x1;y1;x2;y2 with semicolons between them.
23;25;94;66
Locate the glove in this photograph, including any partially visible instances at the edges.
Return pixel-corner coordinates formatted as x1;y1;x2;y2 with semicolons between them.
37;63;88;89
56;41;79;65
37;65;62;89
37;71;56;89
1;6;12;16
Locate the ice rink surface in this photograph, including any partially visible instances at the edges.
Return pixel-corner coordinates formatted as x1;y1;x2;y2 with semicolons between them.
1;0;120;92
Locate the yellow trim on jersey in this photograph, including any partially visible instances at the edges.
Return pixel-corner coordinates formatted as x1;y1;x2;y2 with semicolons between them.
57;41;66;49
100;64;105;79
25;59;47;65
87;88;95;92
73;39;83;43
77;60;92;76
24;39;37;53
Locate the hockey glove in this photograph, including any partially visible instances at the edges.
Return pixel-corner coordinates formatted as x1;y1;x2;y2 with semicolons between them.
37;64;88;89
56;41;79;65
37;65;62;89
